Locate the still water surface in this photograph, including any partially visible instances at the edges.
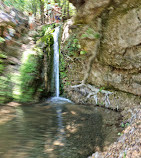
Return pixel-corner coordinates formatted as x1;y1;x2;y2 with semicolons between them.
0;102;122;158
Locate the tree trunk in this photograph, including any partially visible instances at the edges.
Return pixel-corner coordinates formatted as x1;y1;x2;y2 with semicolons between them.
32;1;37;19
67;0;70;18
39;0;45;24
63;0;67;18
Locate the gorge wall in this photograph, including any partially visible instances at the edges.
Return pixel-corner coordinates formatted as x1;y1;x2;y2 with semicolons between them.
61;0;141;110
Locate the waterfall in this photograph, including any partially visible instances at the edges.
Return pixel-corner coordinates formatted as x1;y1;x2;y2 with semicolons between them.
53;27;60;97
50;26;72;103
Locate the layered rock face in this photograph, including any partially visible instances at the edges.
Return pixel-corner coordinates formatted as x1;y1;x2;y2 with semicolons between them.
62;0;141;109
0;9;27;104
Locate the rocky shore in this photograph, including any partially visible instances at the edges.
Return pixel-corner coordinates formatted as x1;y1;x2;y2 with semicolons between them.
88;106;141;158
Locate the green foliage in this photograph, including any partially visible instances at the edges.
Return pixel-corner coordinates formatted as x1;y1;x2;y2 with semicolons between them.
65;81;71;86
60;54;66;71
123;152;126;158
64;34;88;56
99;87;105;92
3;0;76;20
0;37;5;43
118;132;123;136
0;59;3;63
19;54;41;102
0;52;7;59
64;35;81;56
42;25;55;35
0;64;5;73
37;25;54;47
0;76;13;104
121;122;130;128
4;0;40;12
0;52;7;73
59;52;68;93
81;28;100;39
0;51;13;103
80;50;87;55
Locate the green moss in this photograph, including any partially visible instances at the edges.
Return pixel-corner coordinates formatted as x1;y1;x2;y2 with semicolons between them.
0;52;7;59
59;52;67;94
0;24;57;103
0;52;7;74
18;53;43;102
0;76;13;104
0;64;5;73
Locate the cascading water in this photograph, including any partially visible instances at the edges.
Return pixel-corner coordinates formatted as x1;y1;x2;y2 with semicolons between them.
53;26;60;98
49;26;72;104
51;26;72;103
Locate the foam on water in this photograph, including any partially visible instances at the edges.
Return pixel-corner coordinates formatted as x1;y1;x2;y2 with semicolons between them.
48;97;72;104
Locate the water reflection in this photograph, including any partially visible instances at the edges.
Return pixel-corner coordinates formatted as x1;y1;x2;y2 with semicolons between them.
0;103;122;158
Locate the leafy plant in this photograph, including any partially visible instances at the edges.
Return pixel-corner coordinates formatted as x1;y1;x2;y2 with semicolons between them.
99;87;105;92
81;28;100;39
0;37;5;43
37;25;54;47
121;122;130;128
0;75;13;104
118;132;123;136
0;64;5;73
121;122;125;128
64;35;81;56
0;52;7;59
80;50;87;55
123;152;126;158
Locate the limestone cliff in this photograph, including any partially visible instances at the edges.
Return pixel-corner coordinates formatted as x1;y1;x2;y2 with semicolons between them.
61;0;141;110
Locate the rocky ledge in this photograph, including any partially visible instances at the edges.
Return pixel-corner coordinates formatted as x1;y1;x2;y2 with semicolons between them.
88;106;141;158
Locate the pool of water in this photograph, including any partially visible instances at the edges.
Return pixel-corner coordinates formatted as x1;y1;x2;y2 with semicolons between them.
0;102;122;158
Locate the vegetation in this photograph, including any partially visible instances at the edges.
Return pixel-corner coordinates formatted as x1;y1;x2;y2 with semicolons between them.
1;0;76;24
63;34;87;56
0;75;13;103
81;28;101;40
19;54;43;102
37;24;54;46
0;37;5;43
17;25;55;102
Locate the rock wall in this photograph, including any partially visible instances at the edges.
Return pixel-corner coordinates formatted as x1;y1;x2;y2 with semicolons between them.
61;0;141;110
0;10;28;104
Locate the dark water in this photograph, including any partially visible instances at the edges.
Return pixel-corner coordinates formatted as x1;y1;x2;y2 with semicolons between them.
0;103;122;158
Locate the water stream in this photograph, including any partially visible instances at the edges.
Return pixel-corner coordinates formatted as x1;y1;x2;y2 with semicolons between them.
53;26;60;98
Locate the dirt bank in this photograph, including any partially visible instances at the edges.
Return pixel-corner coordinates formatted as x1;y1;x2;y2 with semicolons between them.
89;106;141;158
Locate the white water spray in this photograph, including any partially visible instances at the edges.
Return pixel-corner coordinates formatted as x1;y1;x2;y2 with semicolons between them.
53;27;60;97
